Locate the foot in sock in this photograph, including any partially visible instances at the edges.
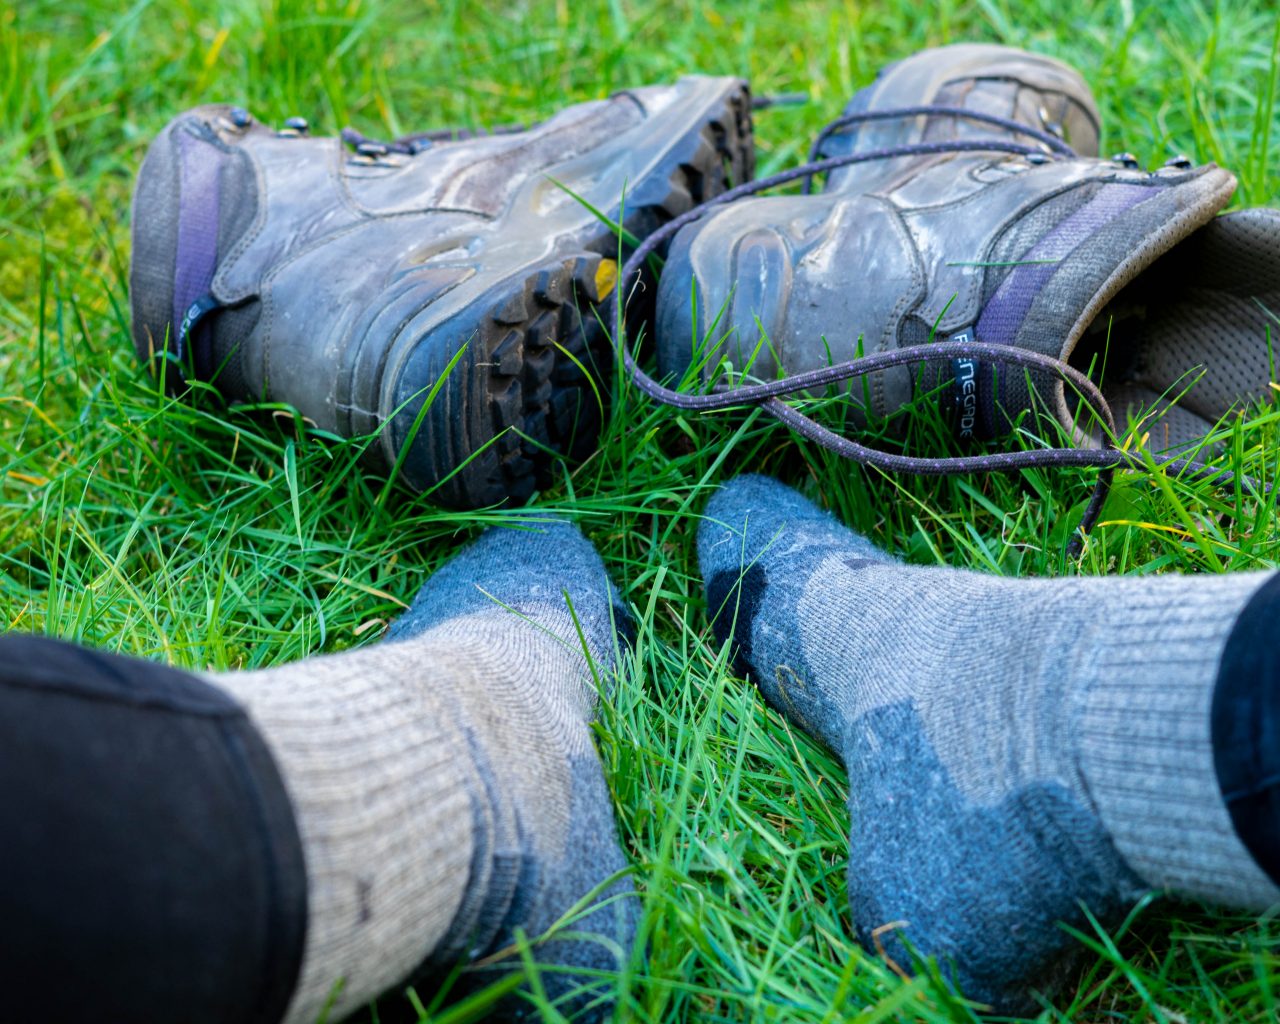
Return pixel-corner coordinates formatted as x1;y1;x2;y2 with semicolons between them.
213;518;639;1022
698;474;1280;1013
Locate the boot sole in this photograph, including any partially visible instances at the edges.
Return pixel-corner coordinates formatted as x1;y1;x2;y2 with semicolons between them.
374;79;754;508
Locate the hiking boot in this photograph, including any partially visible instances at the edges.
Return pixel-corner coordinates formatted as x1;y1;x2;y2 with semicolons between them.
130;79;754;507
655;47;1279;455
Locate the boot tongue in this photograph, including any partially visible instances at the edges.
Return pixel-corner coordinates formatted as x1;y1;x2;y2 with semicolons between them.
964;164;1236;442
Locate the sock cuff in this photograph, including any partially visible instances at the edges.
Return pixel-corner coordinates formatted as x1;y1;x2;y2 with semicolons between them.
1077;572;1280;909
215;644;478;1024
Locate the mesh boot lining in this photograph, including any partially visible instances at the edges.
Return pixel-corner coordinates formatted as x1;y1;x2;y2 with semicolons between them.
1072;209;1280;452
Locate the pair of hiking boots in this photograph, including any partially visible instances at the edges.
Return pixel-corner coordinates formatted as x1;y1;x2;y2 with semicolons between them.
129;45;1280;512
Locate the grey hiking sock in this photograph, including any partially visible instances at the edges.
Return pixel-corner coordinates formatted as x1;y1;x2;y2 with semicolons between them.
214;519;637;1023
698;474;1280;1013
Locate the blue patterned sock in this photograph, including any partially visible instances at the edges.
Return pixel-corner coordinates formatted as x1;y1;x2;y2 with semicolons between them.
697;474;1279;1012
219;518;637;1023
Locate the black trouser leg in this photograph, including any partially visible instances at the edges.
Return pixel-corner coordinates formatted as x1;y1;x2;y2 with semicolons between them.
1214;574;1280;886
0;635;307;1024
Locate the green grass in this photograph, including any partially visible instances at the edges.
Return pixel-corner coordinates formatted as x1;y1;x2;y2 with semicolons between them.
4;0;1280;1020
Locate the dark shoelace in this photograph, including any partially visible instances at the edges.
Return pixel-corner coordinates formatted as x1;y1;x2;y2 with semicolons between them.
802;105;1077;192
607;105;1263;553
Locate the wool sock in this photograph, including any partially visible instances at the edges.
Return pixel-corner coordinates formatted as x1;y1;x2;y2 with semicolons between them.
698;474;1280;1013
214;518;638;1023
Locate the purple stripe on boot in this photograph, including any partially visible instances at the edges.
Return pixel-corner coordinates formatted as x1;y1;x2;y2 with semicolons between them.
975;182;1158;347
171;129;224;362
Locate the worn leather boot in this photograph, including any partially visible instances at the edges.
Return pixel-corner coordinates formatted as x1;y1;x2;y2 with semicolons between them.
131;79;753;507
656;46;1279;455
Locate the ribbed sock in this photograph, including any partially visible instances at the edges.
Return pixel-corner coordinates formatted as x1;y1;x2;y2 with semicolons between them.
698;474;1280;1012
214;519;638;1023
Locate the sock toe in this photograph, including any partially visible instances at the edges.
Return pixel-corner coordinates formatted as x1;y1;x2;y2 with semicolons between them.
390;517;627;659
699;475;889;580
